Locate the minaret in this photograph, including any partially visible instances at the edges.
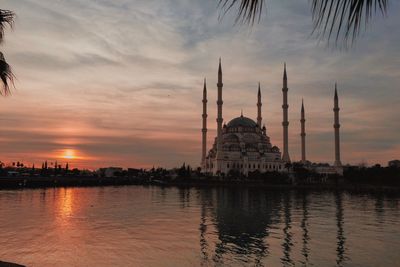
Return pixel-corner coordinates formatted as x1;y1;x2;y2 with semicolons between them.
201;78;208;167
282;63;291;162
257;82;262;127
216;59;224;171
334;83;342;167
300;99;306;163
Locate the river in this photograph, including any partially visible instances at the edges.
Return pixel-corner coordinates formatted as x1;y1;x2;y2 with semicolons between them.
1;186;399;266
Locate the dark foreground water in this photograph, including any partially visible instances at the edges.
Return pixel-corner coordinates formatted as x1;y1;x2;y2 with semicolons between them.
0;186;399;267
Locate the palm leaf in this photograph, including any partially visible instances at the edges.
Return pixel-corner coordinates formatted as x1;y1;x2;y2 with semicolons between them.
218;0;388;44
0;9;14;43
311;0;388;44
219;0;264;24
0;52;15;96
0;9;15;95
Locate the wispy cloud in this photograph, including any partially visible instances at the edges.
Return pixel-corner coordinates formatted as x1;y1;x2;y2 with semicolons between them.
0;0;399;168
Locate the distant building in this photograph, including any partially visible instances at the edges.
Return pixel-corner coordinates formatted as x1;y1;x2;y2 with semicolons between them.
388;160;400;168
314;166;343;176
98;167;123;177
7;171;19;177
127;168;141;176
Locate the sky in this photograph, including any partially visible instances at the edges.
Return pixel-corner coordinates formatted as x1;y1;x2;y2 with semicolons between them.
0;0;399;169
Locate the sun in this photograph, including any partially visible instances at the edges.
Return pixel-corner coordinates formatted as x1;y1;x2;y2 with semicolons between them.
61;149;77;160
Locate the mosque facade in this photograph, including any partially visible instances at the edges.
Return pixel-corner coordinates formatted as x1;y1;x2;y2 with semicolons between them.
201;60;290;176
200;59;343;176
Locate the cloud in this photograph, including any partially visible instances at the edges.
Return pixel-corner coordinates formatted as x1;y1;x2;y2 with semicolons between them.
0;0;399;168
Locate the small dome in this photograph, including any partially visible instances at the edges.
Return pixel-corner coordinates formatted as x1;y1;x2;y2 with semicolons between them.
227;116;257;128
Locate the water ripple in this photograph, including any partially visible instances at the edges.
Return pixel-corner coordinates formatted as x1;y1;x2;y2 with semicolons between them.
0;187;399;267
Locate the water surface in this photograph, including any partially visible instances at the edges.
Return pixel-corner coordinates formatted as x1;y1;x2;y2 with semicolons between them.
1;186;399;266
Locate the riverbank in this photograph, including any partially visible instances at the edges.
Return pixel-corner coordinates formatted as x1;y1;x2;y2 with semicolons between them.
0;175;144;189
0;261;25;267
1;175;400;192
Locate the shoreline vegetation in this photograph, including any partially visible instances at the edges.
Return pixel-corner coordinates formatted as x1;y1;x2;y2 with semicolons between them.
0;164;399;191
0;261;24;267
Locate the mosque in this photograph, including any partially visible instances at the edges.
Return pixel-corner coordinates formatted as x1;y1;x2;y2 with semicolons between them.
201;59;342;176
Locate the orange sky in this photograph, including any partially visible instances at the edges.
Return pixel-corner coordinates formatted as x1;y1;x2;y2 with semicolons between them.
0;0;399;169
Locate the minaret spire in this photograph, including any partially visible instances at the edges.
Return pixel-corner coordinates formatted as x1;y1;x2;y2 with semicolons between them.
216;58;224;174
300;99;306;163
334;83;342;167
257;82;262;128
201;78;208;168
283;62;287;81
282;62;291;162
335;83;338;100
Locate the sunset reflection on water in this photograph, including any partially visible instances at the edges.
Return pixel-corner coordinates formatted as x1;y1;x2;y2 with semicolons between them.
0;187;400;267
57;189;74;221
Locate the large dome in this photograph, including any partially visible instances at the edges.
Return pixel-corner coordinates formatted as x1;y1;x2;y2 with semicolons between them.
227;116;257;128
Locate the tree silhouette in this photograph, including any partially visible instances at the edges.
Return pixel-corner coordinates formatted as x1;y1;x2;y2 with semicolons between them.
0;9;15;95
219;0;388;45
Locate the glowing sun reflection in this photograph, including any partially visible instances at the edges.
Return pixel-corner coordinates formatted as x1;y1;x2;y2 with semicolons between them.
55;188;74;228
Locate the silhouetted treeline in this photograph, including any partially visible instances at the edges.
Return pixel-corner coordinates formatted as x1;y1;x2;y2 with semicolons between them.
177;163;194;178
344;165;400;186
1;161;399;189
240;170;291;184
0;161;83;177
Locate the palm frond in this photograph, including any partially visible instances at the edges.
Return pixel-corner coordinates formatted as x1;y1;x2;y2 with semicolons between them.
218;0;265;24
311;0;388;45
0;52;15;96
218;0;388;44
0;9;14;43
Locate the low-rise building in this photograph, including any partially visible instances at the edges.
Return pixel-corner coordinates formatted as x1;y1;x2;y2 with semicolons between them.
98;167;123;178
388;160;400;168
